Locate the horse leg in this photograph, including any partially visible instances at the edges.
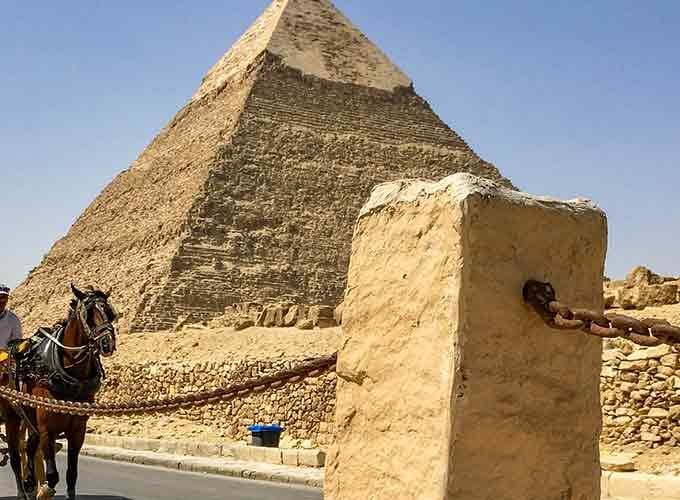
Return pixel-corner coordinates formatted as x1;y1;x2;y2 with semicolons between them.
23;431;40;499
5;415;28;500
65;426;85;500
35;430;58;500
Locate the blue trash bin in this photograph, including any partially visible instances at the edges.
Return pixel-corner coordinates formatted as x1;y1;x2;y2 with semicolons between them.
247;424;284;448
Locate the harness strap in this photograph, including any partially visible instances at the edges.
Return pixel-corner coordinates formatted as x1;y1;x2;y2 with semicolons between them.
41;331;88;352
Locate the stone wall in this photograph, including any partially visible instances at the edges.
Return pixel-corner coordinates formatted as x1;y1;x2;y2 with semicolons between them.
601;341;680;447
98;356;337;447
97;333;680;451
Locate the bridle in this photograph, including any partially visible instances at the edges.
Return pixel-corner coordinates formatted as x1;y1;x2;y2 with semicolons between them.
45;293;118;369
74;294;117;352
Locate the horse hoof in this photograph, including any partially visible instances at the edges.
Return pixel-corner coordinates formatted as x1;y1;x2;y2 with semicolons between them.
35;485;55;500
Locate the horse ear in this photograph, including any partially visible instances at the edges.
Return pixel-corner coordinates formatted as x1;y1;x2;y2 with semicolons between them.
105;289;112;299
71;283;87;301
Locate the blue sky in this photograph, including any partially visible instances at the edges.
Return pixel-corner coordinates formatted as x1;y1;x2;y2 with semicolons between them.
1;1;678;288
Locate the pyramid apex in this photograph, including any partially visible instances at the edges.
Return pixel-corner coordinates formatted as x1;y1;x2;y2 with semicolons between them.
194;0;411;100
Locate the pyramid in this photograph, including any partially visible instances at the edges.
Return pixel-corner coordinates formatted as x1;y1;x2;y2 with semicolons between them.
13;0;512;333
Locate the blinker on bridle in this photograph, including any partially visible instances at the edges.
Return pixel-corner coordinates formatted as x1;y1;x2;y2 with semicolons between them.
75;295;118;342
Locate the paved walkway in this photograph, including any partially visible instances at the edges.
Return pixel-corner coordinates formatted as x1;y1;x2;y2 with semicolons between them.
80;444;324;488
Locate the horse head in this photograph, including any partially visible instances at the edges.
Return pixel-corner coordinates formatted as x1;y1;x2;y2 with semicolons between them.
70;284;118;357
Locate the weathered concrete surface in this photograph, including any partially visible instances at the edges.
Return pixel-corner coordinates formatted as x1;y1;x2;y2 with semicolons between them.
326;173;607;500
12;0;510;334
602;471;680;500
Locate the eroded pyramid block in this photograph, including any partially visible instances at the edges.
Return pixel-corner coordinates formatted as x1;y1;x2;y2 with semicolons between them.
326;173;606;500
14;0;512;333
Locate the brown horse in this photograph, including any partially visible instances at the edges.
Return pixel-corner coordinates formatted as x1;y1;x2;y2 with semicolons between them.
0;284;117;500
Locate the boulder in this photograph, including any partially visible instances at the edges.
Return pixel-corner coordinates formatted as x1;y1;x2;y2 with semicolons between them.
263;306;278;327
619;283;678;310
284;305;305;327
234;318;254;331
296;319;314;330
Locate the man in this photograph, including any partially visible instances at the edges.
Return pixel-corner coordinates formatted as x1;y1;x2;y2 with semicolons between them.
0;284;21;464
0;284;22;349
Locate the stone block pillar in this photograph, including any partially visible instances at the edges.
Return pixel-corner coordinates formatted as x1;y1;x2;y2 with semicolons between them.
325;173;607;500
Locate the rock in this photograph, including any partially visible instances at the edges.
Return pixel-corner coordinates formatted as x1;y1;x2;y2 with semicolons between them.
619;382;636;393
296;319;314;330
601;367;617;378
284;305;305;327
668;405;680;419
641;432;661;442
618;360;648;371
247;303;263;322
600;453;637;472
602;350;625;362
661;354;679;368
619;283;678;310
626;345;673;361
648;408;670;418
263;307;278;327
234;318;254;331
657;365;674;377
651;381;667;391
274;306;288;327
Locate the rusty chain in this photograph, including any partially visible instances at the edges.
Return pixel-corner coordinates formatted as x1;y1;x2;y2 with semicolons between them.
0;354;337;417
524;280;680;348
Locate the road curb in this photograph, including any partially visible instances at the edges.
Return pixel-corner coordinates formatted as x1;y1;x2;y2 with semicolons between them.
79;444;324;488
82;436;680;498
84;434;325;467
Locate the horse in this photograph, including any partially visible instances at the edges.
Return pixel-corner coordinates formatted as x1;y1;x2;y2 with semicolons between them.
0;284;118;500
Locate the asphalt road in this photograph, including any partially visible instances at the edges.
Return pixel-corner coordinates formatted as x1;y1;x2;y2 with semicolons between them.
0;455;323;500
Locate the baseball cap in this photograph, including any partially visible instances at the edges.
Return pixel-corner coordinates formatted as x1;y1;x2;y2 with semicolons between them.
0;285;10;296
